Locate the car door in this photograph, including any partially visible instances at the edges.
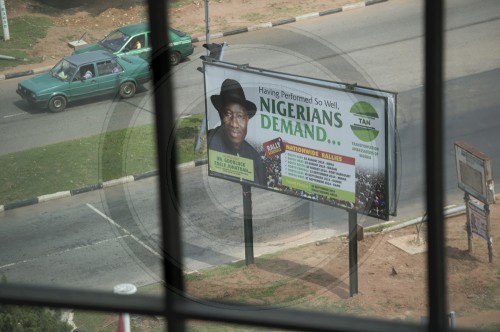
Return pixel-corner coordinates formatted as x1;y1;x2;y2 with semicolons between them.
122;34;149;60
68;63;98;101
96;59;122;95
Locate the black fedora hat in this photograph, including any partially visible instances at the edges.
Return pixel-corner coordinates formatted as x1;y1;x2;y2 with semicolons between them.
211;79;257;119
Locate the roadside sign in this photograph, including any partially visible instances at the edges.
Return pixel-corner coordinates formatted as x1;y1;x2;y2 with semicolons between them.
203;61;397;220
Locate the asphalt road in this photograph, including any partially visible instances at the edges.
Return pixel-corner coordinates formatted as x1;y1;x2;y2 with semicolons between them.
0;0;499;291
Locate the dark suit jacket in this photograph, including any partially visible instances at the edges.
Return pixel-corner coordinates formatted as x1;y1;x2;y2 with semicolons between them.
207;127;266;186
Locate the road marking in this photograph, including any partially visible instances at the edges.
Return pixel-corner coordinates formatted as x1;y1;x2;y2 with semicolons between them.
3;113;26;119
0;236;128;270
86;203;162;258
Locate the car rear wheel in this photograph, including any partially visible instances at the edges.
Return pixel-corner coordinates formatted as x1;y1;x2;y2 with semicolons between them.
48;95;67;113
119;81;136;98
169;52;181;66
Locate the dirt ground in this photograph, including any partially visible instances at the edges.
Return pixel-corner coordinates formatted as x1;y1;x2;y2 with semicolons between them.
185;199;500;330
3;1;500;330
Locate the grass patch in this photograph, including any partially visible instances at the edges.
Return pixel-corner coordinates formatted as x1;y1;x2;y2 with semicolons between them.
0;16;53;70
169;0;194;9
186;261;246;282
267;3;299;16
242;13;267;22
175;113;207;164
0;115;207;205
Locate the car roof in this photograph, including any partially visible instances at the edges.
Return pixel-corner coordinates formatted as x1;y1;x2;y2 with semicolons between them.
118;22;149;36
64;50;116;66
116;22;180;36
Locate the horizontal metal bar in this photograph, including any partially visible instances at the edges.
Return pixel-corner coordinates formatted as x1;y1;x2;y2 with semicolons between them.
0;283;479;332
0;283;165;316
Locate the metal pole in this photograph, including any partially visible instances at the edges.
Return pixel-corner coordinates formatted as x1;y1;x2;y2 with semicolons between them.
485;203;493;263
464;193;473;253
204;0;210;50
243;184;254;265
348;210;358;296
449;311;456;328
194;113;206;153
113;284;137;332
0;0;10;41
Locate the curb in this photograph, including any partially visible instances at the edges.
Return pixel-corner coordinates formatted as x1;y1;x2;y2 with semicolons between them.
192;0;387;42
0;0;388;80
0;160;208;213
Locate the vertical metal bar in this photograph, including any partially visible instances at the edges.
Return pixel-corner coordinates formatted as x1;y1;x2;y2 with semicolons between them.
146;0;185;331
348;210;358;296
424;0;448;330
243;184;254;265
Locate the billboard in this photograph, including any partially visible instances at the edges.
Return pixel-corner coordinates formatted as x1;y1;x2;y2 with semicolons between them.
203;62;397;220
455;141;495;204
467;200;489;241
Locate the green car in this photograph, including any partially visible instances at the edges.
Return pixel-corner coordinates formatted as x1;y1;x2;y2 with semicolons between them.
73;23;194;66
16;50;151;113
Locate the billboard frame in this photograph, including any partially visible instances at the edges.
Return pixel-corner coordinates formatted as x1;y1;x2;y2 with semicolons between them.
454;141;495;204
203;61;398;220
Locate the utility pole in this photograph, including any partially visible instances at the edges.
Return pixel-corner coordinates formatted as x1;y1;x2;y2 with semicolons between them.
0;0;10;41
204;0;210;53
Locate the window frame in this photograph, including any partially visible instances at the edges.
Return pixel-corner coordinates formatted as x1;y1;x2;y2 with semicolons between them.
0;0;474;331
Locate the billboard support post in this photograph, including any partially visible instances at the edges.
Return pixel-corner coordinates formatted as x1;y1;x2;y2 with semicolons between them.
485;203;493;263
455;141;495;262
464;193;473;253
243;184;254;265
348;210;358;297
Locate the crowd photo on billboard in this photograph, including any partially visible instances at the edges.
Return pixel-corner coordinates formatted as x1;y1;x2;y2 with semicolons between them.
204;63;396;220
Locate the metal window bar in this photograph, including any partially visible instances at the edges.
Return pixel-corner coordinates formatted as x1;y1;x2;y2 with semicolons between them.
424;1;448;331
0;0;475;331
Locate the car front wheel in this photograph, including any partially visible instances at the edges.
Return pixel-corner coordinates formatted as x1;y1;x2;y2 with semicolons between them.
48;95;67;113
169;52;181;66
119;81;136;98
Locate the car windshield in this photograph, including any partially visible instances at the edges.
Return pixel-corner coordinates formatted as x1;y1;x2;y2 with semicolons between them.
50;59;77;81
169;27;187;37
99;29;131;52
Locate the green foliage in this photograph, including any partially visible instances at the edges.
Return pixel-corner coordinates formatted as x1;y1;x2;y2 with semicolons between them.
0;275;71;331
0;306;72;332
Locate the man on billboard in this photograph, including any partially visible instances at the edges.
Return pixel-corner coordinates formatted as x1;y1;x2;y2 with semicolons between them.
207;78;266;186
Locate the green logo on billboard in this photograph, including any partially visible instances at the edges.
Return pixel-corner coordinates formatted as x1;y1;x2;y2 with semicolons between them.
350;101;379;142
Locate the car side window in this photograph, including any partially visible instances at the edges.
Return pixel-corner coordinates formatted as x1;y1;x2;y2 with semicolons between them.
97;60;122;76
78;64;95;80
127;35;145;51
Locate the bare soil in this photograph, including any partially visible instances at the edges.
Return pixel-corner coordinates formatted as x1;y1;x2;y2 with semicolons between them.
4;1;500;330
185;201;500;330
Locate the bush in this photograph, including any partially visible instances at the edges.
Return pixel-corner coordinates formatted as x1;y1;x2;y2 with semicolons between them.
0;274;72;332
